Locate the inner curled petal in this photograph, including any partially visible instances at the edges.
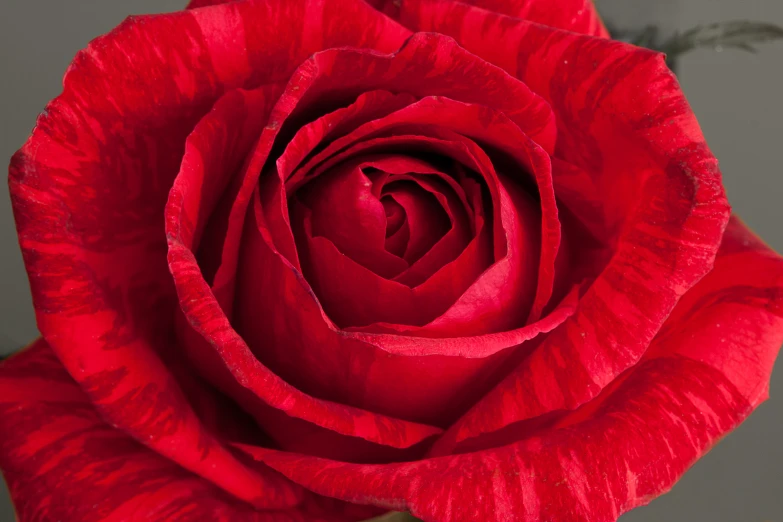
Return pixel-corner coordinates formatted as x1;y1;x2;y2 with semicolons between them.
382;195;407;236
295;161;409;278
289;154;483;328
378;179;450;264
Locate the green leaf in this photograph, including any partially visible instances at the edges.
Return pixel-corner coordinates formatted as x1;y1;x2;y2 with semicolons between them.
661;20;783;59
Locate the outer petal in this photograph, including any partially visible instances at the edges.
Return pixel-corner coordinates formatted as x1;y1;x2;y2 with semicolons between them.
0;340;374;522
368;0;609;37
8;0;411;500
244;218;783;522
460;0;608;37
402;0;732;452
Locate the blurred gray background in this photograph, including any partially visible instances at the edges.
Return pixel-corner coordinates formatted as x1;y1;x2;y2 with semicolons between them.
0;0;781;520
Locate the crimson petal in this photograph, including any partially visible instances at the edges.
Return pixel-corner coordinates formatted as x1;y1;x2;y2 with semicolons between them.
369;0;609;37
294;160;410;279
383;180;451;264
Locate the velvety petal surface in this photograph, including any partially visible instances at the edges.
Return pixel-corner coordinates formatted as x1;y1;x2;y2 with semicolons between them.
0;339;380;522
401;0;732;452
243;218;783;522
295;159;413;280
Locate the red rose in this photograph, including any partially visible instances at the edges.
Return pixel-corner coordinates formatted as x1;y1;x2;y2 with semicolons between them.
2;0;782;521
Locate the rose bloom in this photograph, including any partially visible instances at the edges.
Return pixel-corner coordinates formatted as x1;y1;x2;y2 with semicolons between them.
1;0;782;521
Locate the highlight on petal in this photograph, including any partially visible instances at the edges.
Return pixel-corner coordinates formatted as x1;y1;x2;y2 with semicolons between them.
243;217;783;521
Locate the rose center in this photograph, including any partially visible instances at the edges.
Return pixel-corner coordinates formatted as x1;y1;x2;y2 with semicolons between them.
375;178;450;264
382;196;406;237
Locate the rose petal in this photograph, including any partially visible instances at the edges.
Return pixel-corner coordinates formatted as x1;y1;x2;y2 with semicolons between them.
550;158;613;243
382;173;474;287
384;198;411;257
382;196;407;236
290;201;464;327
240;219;783;520
279;90;419;194
369;0;609;37
256;92;421;277
0;340;377;522
646;216;783;405
383;180;451;264
459;0;609;37
170;87;282;258
295;161;410;279
404;0;732;454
